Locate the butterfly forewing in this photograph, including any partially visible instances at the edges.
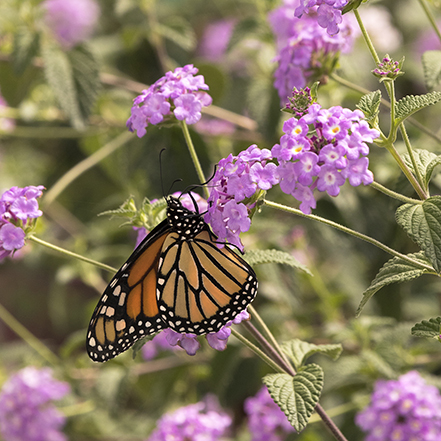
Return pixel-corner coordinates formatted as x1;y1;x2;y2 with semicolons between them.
87;222;169;362
157;228;258;335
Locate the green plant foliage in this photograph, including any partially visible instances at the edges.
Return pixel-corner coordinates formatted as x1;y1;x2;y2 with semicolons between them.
422;50;441;90
357;252;432;316
396;197;441;272
281;339;342;370
263;364;324;432
244;249;312;275
411;317;441;339
394;91;441;126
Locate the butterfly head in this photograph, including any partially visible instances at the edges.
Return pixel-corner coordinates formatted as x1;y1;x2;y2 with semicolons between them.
166;195;207;239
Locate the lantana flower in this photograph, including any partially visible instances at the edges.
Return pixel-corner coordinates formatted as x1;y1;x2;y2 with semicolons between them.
43;0;100;49
356;371;441;441
244;386;295;441
268;0;358;104
126;65;212;138
147;400;231;441
0;367;70;441
0;185;44;260
206;97;379;249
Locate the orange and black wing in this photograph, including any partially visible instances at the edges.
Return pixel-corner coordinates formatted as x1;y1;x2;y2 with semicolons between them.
87;221;170;362
157;227;258;334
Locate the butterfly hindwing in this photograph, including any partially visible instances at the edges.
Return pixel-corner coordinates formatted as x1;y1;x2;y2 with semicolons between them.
157;226;258;335
87;221;170;362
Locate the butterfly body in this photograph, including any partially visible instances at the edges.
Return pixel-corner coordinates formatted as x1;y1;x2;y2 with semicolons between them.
87;196;257;362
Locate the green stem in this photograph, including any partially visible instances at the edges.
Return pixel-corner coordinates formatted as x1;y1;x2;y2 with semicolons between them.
230;328;285;373
353;9;394;102
44;131;132;206
384;142;427;200
263;199;435;272
399;123;428;198
248;305;293;368
330;73;441;145
180;121;210;198
241;322;348;441
369;181;423;204
353;9;380;65
387;80;396;139
309;399;368;423
0;302;60;366
28;235;117;273
418;0;441;44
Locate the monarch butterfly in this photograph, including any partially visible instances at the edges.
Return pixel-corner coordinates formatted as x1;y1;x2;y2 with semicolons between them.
87;195;258;362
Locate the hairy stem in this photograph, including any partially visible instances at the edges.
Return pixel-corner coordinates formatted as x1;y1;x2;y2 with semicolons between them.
370;181;423;204
330;73;441;144
418;0;441;44
28;235;117;273
263;199;434;272
180;121;210;198
241;321;348;441
399;123;428;198
44;131;133;206
230;328;285;373
0;302;60;366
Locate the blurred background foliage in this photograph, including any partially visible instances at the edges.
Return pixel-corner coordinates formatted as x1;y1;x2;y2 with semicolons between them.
1;0;441;440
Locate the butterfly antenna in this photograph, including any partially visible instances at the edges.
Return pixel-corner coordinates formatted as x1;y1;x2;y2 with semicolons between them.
183;166;218;196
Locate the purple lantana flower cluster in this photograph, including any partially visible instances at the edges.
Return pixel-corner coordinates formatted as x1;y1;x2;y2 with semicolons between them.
147;400;231;441
142;310;250;357
272;103;379;213
356;371;441;441
162;310;250;356
43;0;100;49
0;367;70;441
206;103;378;248
0;185;44;260
244;386;294;441
268;0;357;104
126;65;212;138
294;0;349;35
205;144;275;251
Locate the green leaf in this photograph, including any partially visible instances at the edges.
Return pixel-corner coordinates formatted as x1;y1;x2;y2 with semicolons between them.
356;252;432;316
68;45;102;121
155;17;196;51
342;0;364;14
263;364;324;433
281;339;342;370
243;249;312;275
411;317;441;339
395;91;441;126
356;90;381;124
12;27;40;75
396;197;441;272
41;38;83;128
422;50;441;90
99;197;138;219
426;156;441;186
41;40;100;129
403;149;441;190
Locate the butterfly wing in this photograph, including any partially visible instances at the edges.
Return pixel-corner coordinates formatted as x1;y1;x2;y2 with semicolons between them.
87;221;170;362
157;227;258;334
